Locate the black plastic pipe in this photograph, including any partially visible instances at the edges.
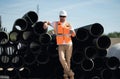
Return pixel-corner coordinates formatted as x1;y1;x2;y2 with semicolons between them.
96;49;107;57
30;41;41;54
81;59;94;71
33;21;47;35
4;68;17;78
0;32;9;45
22;30;36;42
101;69;112;79
72;51;84;64
93;57;106;70
39;33;51;45
84;46;97;59
36;52;50;64
105;57;120;70
23;51;36;65
11;55;24;68
12;18;27;31
0;55;10;68
22;11;38;25
75;28;89;41
9;31;23;43
19;67;31;78
93;35;111;49
82;23;104;37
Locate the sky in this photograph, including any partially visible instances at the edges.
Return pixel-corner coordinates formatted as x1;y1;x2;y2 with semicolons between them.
0;0;120;34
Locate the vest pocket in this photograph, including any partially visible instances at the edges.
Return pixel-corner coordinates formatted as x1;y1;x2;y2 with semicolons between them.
64;36;71;43
57;25;63;34
56;36;63;44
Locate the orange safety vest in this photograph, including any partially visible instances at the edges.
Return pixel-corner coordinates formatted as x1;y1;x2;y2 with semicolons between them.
54;21;75;45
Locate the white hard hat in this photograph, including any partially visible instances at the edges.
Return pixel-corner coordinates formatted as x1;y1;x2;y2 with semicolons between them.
59;10;67;16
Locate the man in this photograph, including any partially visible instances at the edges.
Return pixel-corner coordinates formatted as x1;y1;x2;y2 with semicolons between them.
44;10;76;79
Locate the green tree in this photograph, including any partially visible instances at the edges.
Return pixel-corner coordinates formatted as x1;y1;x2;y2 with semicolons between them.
106;32;120;38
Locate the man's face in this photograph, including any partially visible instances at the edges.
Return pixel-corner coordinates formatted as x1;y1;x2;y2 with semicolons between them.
59;16;66;22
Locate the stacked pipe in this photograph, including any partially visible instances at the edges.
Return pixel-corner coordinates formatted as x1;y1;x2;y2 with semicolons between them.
70;23;120;79
0;11;53;79
0;11;120;79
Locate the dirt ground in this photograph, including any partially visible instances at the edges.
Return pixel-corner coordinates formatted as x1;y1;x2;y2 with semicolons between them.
109;38;120;48
110;38;120;45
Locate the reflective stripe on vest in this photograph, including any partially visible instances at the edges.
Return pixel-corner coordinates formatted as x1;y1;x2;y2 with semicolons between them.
55;21;72;45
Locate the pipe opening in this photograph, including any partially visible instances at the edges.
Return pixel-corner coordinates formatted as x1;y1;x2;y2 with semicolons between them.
19;67;31;77
93;58;105;70
13;19;27;31
72;52;84;64
39;33;51;45
0;55;10;68
23;53;36;65
106;57;120;70
36;53;49;64
85;46;97;59
11;56;23;68
33;22;47;35
101;69;112;79
81;59;94;71
5;68;17;77
0;32;9;45
5;46;16;55
22;11;38;25
90;23;104;37
76;28;89;41
30;41;41;54
95;36;111;49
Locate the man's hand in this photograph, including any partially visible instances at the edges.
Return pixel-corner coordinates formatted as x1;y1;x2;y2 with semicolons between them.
43;21;50;29
44;21;51;25
70;30;76;37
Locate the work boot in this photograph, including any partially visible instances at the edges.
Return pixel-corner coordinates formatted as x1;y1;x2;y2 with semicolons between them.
63;74;69;79
68;70;74;79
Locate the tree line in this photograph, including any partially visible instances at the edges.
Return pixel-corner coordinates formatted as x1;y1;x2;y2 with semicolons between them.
104;32;120;38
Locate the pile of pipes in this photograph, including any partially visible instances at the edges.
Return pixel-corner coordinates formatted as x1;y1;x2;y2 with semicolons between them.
71;23;120;79
0;11;120;79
